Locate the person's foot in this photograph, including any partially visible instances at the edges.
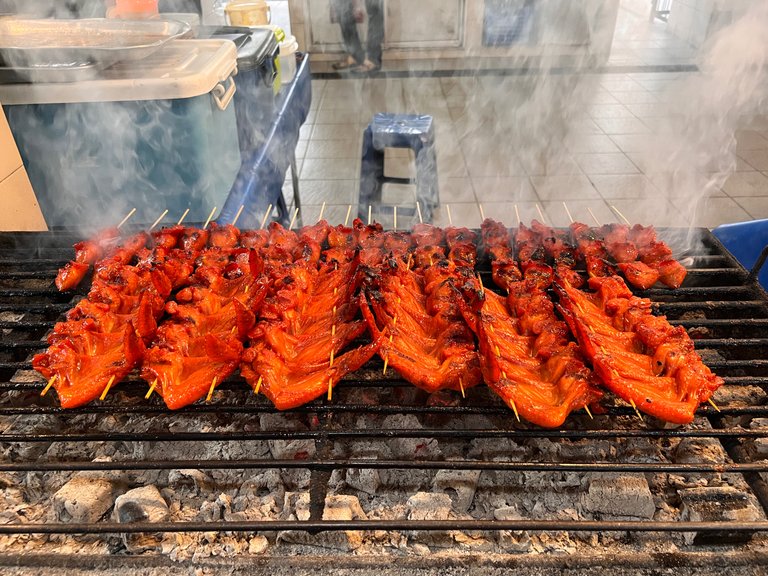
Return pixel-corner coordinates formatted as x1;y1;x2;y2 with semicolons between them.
350;59;380;74
332;55;358;70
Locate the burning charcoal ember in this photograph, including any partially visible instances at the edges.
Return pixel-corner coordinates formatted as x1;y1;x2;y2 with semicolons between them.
679;486;765;545
674;436;729;464
431;468;481;513
751;419;768;459
259;413;317;461
382;414;442;459
279;495;368;551
582;474;656;519
345;461;381;495
52;477;115;524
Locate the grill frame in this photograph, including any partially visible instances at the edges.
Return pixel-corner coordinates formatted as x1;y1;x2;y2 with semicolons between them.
1;226;768;552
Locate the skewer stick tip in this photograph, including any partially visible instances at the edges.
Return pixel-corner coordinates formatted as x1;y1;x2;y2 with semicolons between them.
327;376;333;401
260;204;273;230
368;205;372;226
41;375;57;397
459;378;465;399
478;203;485;221
708;398;721;412
204;206;217;229
562;202;574;224
232;204;246;228
446;204;453;226
584;405;594;420
117;208;137;229
206;376;218;403
628;398;643;420
344;204;352;227
535;203;546;225
289;207;299;231
254;376;262;395
416;201;423;224
587;207;601;227
393;205;397;231
149;209;170;231
99;375;116;401
514;204;521;226
145;378;158;400
509;398;520;422
177;207;191;226
382;355;389;375
610;205;631;226
318;201;326;223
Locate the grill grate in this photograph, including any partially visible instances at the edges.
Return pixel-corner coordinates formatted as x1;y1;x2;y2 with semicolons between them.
1;227;768;547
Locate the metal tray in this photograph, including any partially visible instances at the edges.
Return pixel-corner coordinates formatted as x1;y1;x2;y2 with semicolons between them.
0;18;191;68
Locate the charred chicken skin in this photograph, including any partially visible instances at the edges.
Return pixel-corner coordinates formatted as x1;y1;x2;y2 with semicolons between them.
556;274;722;424
455;219;601;427
241;222;381;410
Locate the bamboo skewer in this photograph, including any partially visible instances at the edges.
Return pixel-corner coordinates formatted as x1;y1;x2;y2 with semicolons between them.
344;204;352;227
479;204;485;221
232;204;246;228
416;201;423;224
393;206;397;231
260;204;273;230
587;207;601;227
327;377;333;402
204;207;217;229
446;204;453;226
708;398;721;412
254;376;262;395
206;376;218;403
458;377;465;399
628;398;644;420
584;405;594;420
289;208;299;230
318;202;326;223
41;375;56;397
145;379;158;400
514;204;521;226
611;205;631;226
117;208;137;229
177;208;190;226
535;203;546;224
368;205;372;226
562;201;574;224
149;209;169;231
99;375;115;401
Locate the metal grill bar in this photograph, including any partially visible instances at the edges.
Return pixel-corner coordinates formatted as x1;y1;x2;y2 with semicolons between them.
0;227;767;546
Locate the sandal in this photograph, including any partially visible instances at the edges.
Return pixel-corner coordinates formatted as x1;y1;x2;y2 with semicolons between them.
332;56;358;71
350;59;381;74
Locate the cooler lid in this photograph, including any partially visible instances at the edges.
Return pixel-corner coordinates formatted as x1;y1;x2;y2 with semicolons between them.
0;39;237;105
195;25;278;72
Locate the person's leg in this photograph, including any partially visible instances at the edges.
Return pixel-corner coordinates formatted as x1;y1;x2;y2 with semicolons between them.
364;0;384;67
338;0;366;65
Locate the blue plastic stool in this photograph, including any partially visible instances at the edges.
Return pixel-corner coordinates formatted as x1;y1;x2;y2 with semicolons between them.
358;113;439;223
712;218;768;290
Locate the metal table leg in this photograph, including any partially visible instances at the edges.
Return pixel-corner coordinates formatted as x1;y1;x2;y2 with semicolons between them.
290;152;302;228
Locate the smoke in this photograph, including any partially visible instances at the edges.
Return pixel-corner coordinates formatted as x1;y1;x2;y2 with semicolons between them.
640;2;768;230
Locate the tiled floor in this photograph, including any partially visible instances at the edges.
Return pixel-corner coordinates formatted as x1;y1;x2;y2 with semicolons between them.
282;2;768;232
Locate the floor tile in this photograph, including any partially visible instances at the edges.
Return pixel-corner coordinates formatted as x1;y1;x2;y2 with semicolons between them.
593;117;650;135
738;150;768;171
721;171;768;197
301;158;358;180
563;134;621;154
609;134;657;153
519;153;582;177
735;130;768;151
589;174;661;198
304;139;360;159
471;176;537;203
439;178;476;203
429;202;482;229
611;91;659;105
297;180;358;205
680;196;753;228
530;174;600;201
311;123;360;140
587;104;635;119
733;197;768;220
574;153;640;175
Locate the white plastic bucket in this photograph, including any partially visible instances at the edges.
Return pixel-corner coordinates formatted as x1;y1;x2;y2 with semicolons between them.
279;35;298;84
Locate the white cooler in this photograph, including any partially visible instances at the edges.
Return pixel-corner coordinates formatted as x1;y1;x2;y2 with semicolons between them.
0;39;241;228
